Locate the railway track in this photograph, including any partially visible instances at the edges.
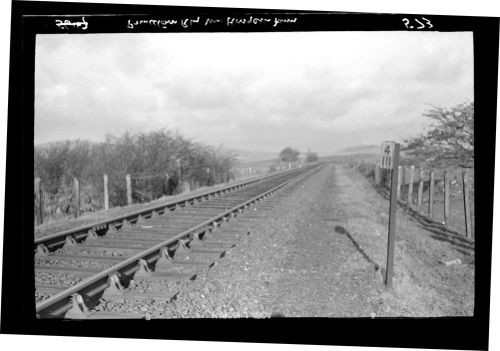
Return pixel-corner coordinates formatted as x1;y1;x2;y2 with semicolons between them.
35;164;322;319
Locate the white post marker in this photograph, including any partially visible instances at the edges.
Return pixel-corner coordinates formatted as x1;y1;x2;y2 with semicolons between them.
380;141;400;289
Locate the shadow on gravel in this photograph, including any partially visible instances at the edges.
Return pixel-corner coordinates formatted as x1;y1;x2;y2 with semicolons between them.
334;225;380;272
372;184;474;256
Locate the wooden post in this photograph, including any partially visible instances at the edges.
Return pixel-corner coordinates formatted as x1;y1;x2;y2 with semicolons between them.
386;168;392;188
407;165;415;206
396;166;402;201
417;168;424;213
463;171;472;239
375;165;381;185
176;158;182;182
74;177;80;218
444;170;450;227
385;143;400;289
400;166;406;200
34;177;43;225
428;170;435;219
126;174;132;206
103;174;109;211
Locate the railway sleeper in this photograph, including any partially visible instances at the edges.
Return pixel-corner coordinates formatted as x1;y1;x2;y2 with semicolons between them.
113;289;178;302
101;232;170;241
76;241;157;250
130;223;213;231
87;236;168;247
62;246;146;256
155;259;213;275
36;266;103;277
63;293;146;319
117;227;191;235
136;217;214;225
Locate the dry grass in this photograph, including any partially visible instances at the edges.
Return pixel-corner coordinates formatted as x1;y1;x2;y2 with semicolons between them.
339;166;474;316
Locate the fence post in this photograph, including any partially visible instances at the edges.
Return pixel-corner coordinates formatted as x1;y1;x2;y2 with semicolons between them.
103;174;109;211
176;158;182;182
428;170;435;219
126;174;132;206
74;177;80;218
35;177;43;225
444;170;450;227
375;165;381;185
417;168;424;213
402;166;406;185
396;166;402;201
407;165;415;206
165;172;169;191
463;170;473;239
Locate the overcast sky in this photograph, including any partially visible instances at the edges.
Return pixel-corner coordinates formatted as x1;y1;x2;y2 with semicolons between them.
35;31;473;154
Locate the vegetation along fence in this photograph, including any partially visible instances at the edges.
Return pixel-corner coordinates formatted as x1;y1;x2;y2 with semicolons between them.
34;166;235;226
352;161;474;239
34;162;304;226
232;161;303;180
34;129;237;225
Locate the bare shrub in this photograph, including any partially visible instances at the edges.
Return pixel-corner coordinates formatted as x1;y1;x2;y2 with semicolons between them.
34;129;237;221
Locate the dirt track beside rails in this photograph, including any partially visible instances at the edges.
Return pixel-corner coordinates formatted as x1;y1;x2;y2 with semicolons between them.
158;163;475;317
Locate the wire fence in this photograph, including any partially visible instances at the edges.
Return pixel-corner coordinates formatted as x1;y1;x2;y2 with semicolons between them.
34;161;307;226
34;166;233;225
350;160;474;239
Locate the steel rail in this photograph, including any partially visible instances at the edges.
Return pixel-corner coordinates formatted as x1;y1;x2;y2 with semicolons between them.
35;164;322;318
34;167;301;251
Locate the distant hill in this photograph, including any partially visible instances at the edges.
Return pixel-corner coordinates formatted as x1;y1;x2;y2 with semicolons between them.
319;153;379;163
223;147;278;164
315;144;380;163
335;144;380;155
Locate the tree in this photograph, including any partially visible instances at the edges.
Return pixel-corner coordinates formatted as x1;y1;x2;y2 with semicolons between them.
305;150;319;163
279;147;300;163
35;142;70;196
404;101;473;168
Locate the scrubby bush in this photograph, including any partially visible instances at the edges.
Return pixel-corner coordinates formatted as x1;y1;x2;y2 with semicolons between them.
305;150;319;163
34;129;236;219
404;101;474;168
278;147;300;163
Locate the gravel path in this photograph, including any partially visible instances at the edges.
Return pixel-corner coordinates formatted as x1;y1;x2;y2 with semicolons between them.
93;163;475;318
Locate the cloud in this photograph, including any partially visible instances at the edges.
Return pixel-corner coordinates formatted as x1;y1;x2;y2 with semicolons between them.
35;31;473;153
